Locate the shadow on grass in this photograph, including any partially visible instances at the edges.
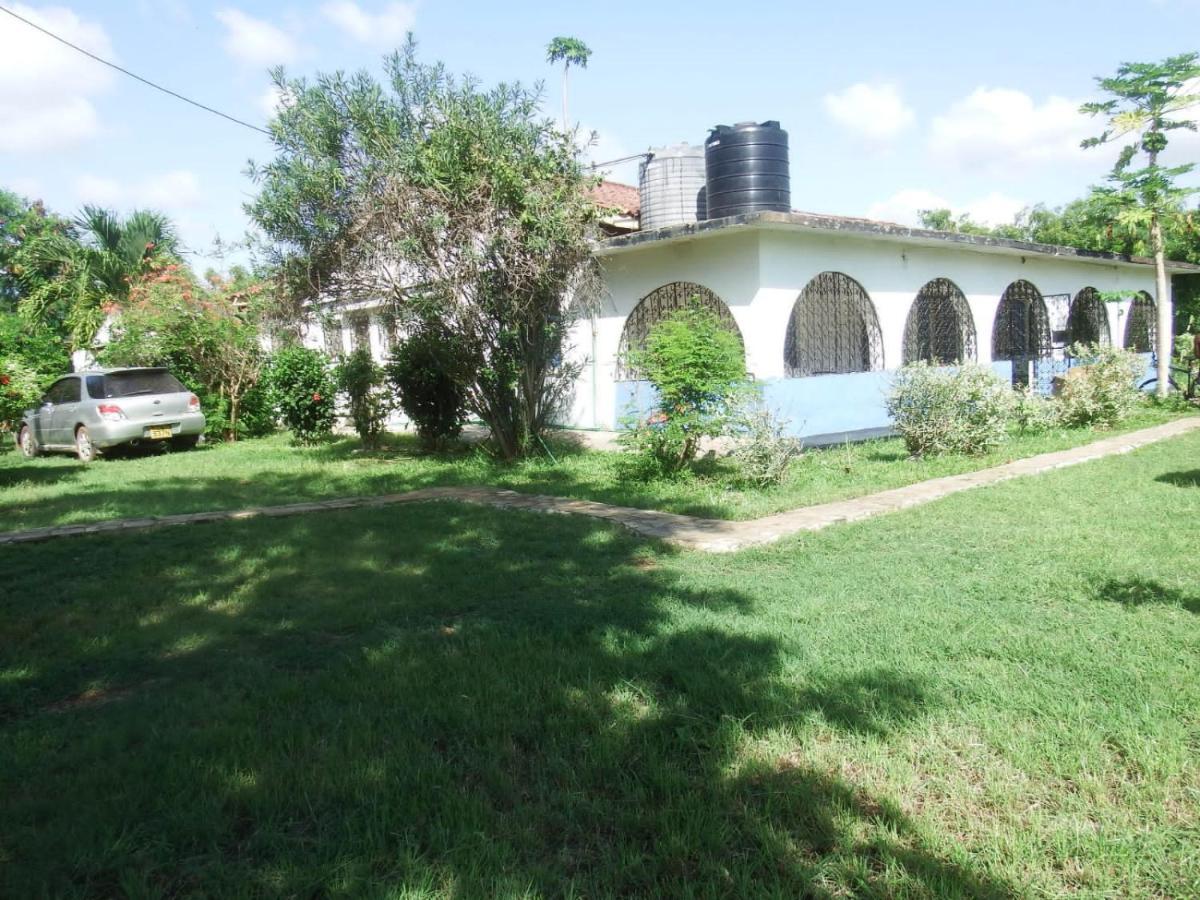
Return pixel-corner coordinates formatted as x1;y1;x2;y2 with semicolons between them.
1154;469;1200;488
0;505;1016;897
1095;577;1200;615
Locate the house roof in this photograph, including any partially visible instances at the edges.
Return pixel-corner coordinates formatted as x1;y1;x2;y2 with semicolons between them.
588;180;640;218
595;209;1200;273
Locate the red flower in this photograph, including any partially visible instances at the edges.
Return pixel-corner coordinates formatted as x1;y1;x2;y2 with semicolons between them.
0;375;9;386
312;392;322;402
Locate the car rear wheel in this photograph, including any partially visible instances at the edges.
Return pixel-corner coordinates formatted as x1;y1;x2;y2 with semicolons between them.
18;425;38;458
75;425;98;464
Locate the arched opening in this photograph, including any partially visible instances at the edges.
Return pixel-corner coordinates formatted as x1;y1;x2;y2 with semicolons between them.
992;280;1051;386
784;272;883;377
1067;287;1111;347
1123;291;1156;352
902;277;977;365
616;281;744;380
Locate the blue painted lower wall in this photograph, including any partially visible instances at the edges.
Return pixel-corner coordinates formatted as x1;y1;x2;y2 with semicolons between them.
616;362;1015;443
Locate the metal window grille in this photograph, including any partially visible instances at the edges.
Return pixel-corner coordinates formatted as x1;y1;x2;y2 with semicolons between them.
992;280;1051;386
322;320;343;358
1066;288;1111;347
784;271;884;376
349;314;371;353
1123;292;1155;352
902;277;977;365
616;281;743;380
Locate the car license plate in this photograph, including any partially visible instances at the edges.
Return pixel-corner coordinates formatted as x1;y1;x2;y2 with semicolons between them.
147;426;173;440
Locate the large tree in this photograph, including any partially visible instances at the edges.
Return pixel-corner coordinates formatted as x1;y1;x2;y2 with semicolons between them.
1080;52;1200;396
248;40;602;459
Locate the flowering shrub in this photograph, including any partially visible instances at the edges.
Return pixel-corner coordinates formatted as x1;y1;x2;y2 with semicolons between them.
0;355;44;444
262;346;337;443
886;362;1014;456
338;348;395;449
1056;343;1145;428
1011;387;1060;433
619;304;748;477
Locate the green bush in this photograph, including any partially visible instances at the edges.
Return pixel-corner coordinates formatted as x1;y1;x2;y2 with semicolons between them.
1056;343;1145;428
886;362;1014;456
338;348;395;449
730;399;803;486
1011;387;1060;433
0;355;44;444
262;346;337;444
619;304;748;477
385;325;469;449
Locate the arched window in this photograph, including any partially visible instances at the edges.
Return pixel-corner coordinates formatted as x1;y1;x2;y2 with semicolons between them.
992;280;1051;386
1123;292;1156;352
902;277;977;365
783;272;883;377
1067;287;1111;347
616;281;743;380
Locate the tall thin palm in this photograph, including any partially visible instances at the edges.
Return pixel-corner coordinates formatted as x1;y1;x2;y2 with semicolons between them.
546;36;591;131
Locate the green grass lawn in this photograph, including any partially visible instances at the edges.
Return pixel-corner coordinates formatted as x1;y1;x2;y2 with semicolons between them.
3;427;1200;897
0;404;1188;533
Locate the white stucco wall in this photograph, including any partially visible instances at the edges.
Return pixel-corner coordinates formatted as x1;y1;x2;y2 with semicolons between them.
568;226;1162;429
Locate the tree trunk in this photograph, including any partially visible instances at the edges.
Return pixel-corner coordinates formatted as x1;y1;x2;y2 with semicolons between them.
561;63;568;132
1150;212;1172;398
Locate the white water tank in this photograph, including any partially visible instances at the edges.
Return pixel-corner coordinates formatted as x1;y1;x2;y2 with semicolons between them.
638;144;707;231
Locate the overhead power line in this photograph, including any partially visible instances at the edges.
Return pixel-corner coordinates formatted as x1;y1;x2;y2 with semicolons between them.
0;3;273;137
588;152;652;170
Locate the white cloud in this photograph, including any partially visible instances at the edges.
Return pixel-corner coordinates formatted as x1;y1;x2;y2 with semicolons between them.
866;188;1027;228
320;1;416;45
75;170;203;211
259;84;285;118
215;8;300;66
578;126;642;186
823;82;915;142
0;4;114;152
928;87;1095;171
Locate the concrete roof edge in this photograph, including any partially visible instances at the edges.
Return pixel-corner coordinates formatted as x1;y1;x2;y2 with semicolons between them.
594;210;1200;274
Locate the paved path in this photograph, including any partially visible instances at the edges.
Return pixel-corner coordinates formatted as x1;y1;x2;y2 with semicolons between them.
3;418;1197;553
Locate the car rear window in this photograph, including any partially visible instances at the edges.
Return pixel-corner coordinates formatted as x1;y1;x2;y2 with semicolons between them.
90;370;186;399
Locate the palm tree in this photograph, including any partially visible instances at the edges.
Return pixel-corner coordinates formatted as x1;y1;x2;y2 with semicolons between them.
546;36;592;131
17;206;178;349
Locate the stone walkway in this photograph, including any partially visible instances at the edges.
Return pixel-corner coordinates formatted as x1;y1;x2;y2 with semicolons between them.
3;418;1197;553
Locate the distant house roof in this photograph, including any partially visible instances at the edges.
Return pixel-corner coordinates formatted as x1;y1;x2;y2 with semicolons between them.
588;181;640;218
596;209;1200;273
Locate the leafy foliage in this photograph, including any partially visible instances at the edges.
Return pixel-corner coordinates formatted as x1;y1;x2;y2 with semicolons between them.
262;346;336;444
385;323;469;449
0;354;43;441
337;348;395;449
100;264;271;441
248;41;601;459
1055;343;1146;428
729;400;803;486
620;304;749;476
886;362;1015;457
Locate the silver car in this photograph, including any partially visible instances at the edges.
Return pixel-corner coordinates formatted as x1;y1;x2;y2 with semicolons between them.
16;367;206;463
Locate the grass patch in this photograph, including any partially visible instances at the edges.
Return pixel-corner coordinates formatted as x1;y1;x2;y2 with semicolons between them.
0;405;1188;534
2;428;1200;896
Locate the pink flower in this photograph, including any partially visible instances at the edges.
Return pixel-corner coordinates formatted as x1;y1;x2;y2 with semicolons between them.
312;392;322;402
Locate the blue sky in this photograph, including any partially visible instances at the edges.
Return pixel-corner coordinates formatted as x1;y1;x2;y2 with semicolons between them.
2;0;1198;272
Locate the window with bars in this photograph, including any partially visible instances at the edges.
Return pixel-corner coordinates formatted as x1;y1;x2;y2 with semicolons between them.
616;281;743;380
1067;287;1111;347
349;314;371;353
902;277;977;365
322;320;344;358
992;280;1052;386
784;271;883;376
1123;292;1155;352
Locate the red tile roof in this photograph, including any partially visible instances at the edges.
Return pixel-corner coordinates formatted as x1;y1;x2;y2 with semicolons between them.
588;180;640;218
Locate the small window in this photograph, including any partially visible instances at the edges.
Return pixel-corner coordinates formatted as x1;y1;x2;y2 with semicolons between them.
94;370;186;399
85;375;105;399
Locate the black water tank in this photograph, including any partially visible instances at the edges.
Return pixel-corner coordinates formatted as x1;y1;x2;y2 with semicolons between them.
704;120;790;219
